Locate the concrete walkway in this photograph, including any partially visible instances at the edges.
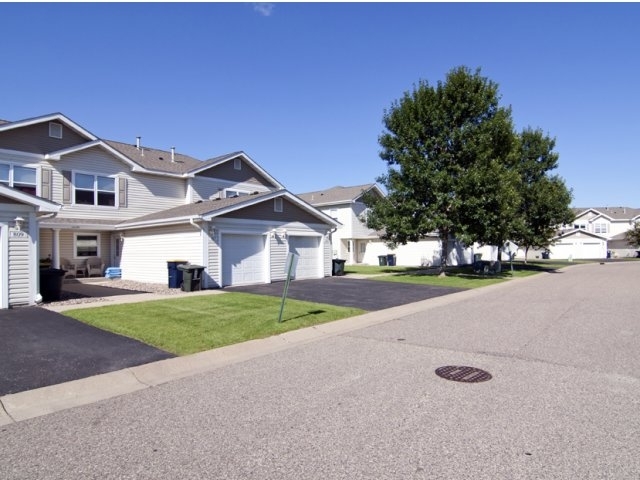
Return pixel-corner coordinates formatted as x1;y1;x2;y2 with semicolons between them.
1;262;639;479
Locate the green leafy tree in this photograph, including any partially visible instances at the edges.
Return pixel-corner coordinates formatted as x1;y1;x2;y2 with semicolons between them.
625;221;640;247
511;128;574;261
365;66;518;273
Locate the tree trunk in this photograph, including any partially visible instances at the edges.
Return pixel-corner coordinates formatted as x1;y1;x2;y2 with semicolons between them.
524;246;529;264
439;231;449;276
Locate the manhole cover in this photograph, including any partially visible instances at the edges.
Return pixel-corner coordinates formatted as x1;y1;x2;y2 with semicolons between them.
435;365;492;383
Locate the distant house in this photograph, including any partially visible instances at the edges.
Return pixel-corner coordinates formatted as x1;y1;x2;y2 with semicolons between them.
297;184;472;266
547;207;640;260
0;113;338;308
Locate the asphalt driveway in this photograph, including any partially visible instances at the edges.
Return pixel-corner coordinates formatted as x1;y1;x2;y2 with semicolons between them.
0;307;174;396
228;276;464;310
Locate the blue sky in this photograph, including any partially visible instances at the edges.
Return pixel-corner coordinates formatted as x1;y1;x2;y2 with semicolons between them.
1;2;638;207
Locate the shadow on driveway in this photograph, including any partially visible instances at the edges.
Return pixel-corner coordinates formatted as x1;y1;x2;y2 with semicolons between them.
0;307;174;396
228;276;464;311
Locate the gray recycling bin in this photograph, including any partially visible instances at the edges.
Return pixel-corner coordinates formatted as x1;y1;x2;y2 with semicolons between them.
378;255;388;266
177;264;205;292
332;259;346;276
40;268;66;302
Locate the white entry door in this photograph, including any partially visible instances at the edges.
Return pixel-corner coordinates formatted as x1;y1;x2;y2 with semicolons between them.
288;236;321;279
221;234;266;286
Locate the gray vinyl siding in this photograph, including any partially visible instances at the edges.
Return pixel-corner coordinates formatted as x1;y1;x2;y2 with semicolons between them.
270;233;288;282
222;198;323;224
0;122;89;154
119;224;202;284
8;224;31;306
191;176;271;202
49;147;186;220
197;160;275;187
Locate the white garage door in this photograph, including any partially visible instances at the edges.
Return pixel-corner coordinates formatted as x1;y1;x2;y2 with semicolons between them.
551;240;605;260
288;236;321;279
221;234;266;286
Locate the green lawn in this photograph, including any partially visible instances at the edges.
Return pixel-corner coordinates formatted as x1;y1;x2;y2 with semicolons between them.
64;293;364;356
348;260;586;289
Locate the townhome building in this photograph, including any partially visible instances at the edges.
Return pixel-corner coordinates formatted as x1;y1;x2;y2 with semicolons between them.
548;207;640;260
0;113;338;308
298;184;472;266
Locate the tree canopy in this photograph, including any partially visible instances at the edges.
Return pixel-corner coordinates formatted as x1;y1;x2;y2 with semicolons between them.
365;66;573;271
625;221;640;247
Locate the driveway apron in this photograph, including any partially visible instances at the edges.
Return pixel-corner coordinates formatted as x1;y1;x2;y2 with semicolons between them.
0;307;174;395
228;276;464;310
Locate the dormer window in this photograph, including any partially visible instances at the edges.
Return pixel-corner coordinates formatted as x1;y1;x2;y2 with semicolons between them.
49;122;63;139
234;158;242;170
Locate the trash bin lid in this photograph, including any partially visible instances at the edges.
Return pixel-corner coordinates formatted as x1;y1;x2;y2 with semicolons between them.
178;264;205;270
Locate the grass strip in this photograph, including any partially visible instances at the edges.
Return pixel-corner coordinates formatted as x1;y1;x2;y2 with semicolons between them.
64;292;364;356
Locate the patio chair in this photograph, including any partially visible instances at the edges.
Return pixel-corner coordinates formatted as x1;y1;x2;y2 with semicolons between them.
85;256;105;277
60;257;78;279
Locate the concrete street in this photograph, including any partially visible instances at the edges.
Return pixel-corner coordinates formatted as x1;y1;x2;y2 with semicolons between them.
1;262;639;479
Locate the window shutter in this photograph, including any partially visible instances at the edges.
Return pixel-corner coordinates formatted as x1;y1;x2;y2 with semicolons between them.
62;170;72;204
40;168;52;200
118;177;127;207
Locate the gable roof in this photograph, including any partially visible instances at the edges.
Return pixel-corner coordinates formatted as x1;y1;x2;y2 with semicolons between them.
297;184;384;207
553;228;608;242
572;207;640;221
117;190;339;230
0;112;97;141
2;113;284;185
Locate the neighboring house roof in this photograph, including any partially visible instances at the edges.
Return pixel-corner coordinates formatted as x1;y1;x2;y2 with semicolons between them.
0;112;98;141
0;184;61;213
572;207;640;221
117;190;340;230
297;183;384;206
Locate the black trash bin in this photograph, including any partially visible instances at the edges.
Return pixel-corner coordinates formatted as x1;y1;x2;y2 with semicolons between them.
332;259;346;276
378;255;388;266
177;264;205;292
541;251;550;259
39;268;66;302
167;260;188;288
386;254;396;266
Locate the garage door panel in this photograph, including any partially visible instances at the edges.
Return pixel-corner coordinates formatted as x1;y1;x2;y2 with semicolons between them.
222;234;266;286
288;236;320;279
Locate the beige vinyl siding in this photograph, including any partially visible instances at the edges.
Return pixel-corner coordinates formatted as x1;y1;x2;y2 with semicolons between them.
0;122;88;154
39;229;111;266
270;233;288;282
120;224;202;283
323;234;332;277
8;225;31;306
206;225;221;288
50;147;187;220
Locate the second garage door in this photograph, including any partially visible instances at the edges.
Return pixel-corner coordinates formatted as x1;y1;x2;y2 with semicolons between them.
288;236;321;279
221;234;266;286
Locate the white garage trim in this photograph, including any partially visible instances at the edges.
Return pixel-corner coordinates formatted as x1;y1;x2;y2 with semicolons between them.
221;233;269;286
1;223;7;309
288;235;322;279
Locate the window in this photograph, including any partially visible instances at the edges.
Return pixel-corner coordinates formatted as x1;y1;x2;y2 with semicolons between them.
329;208;338;220
224;189;249;198
75;234;99;257
274;197;283;212
574;223;586;230
74;173;115;206
49;122;63;139
0;163;37;195
234;158;242;170
593;223;608;234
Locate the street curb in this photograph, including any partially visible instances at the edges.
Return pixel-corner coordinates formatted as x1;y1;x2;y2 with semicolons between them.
0;272;544;425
